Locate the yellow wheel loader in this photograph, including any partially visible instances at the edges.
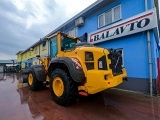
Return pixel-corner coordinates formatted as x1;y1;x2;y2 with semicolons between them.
23;32;127;106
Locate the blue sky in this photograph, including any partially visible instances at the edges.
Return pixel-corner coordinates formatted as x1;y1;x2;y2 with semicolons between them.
0;0;96;60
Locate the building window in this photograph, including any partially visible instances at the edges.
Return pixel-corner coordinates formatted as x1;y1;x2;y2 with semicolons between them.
42;41;46;50
98;13;105;28
25;53;27;58
105;10;112;25
114;5;121;21
35;47;38;54
98;5;121;28
67;27;77;37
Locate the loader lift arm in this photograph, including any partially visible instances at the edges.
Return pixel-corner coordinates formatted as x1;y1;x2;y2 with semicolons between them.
36;55;50;72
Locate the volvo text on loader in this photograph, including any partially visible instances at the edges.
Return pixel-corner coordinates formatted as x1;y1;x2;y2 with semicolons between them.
22;32;127;106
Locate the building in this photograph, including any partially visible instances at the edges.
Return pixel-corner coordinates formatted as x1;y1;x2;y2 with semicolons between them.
17;39;49;68
0;60;17;73
17;0;160;95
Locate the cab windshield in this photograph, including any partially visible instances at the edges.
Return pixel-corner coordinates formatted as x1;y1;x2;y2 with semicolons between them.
61;35;77;51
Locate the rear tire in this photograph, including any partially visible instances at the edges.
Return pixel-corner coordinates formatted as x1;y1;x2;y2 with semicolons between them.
50;68;78;106
27;69;43;91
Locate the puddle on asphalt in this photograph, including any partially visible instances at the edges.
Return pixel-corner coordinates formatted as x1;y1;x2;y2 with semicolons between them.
0;73;160;120
0;73;7;81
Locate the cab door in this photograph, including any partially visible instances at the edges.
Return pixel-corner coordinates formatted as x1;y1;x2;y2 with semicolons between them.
50;36;58;59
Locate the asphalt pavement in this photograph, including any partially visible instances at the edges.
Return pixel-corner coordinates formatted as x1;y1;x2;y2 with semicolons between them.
0;73;160;120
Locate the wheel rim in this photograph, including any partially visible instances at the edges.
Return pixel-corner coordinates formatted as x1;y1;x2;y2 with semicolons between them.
53;77;64;97
28;73;33;85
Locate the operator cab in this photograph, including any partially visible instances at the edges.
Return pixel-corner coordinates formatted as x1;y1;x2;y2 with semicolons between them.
61;34;78;51
60;33;94;51
49;32;79;58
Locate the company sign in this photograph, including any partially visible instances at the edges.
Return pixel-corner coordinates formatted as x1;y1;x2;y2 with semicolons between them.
89;8;158;44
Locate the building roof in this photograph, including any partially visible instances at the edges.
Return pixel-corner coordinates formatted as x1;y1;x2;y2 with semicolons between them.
21;39;42;54
0;60;16;64
16;51;23;55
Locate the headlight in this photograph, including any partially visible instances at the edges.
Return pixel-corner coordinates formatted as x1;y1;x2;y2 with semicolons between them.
85;52;94;61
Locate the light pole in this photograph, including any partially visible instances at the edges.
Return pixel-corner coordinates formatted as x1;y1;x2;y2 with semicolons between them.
11;60;15;73
11;60;14;66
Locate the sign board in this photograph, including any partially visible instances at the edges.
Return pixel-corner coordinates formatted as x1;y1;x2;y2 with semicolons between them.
88;8;158;44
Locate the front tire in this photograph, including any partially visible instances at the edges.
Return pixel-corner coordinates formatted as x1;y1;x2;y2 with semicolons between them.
50;68;78;106
27;69;43;91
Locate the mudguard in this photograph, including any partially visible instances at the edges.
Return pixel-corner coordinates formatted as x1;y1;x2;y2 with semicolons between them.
22;68;30;83
49;57;85;83
31;65;47;82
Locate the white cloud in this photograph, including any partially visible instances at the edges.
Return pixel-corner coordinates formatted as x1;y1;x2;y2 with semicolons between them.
11;0;25;11
0;0;97;60
11;0;96;28
55;0;96;18
11;0;52;28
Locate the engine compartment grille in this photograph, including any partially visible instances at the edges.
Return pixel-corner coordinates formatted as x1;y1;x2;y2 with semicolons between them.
108;49;123;76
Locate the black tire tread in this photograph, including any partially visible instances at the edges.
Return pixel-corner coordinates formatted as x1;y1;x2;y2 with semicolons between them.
50;68;78;106
28;69;43;91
